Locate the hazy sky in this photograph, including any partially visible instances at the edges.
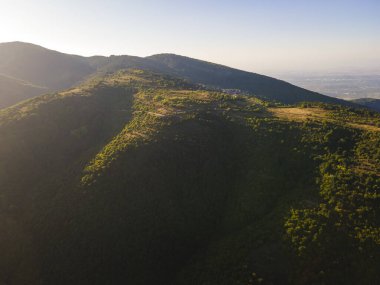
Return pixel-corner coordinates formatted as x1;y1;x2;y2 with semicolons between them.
1;0;379;74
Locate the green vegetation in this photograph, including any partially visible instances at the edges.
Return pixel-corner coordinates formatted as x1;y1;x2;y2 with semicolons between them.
0;69;379;284
285;131;380;284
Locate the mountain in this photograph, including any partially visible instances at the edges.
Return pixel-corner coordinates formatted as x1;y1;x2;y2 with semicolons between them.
351;98;380;112
147;53;347;104
0;69;379;284
0;42;352;109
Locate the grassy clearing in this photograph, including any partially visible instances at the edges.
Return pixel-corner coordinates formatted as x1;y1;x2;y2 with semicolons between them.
269;107;328;121
270;106;380;132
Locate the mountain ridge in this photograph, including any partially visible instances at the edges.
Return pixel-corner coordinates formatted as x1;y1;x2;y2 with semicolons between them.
0;41;353;109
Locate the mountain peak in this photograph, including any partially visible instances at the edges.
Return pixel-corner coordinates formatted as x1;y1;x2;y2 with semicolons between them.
0;41;52;51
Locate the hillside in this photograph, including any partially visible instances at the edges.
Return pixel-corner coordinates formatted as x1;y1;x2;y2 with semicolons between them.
0;74;48;108
351;98;380;112
0;42;94;90
0;42;351;109
0;69;379;284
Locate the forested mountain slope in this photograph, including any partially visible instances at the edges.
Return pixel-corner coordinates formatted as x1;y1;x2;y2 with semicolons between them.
0;70;379;284
352;98;380;112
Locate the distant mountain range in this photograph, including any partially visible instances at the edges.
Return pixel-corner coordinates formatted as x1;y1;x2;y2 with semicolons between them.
0;41;350;109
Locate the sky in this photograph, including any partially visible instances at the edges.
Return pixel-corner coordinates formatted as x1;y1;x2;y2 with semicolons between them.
0;0;379;75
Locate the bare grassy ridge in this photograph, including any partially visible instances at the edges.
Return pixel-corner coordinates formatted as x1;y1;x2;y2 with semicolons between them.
270;106;380;132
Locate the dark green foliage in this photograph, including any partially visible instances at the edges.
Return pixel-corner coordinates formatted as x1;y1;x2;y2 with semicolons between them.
0;69;378;284
285;128;380;284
